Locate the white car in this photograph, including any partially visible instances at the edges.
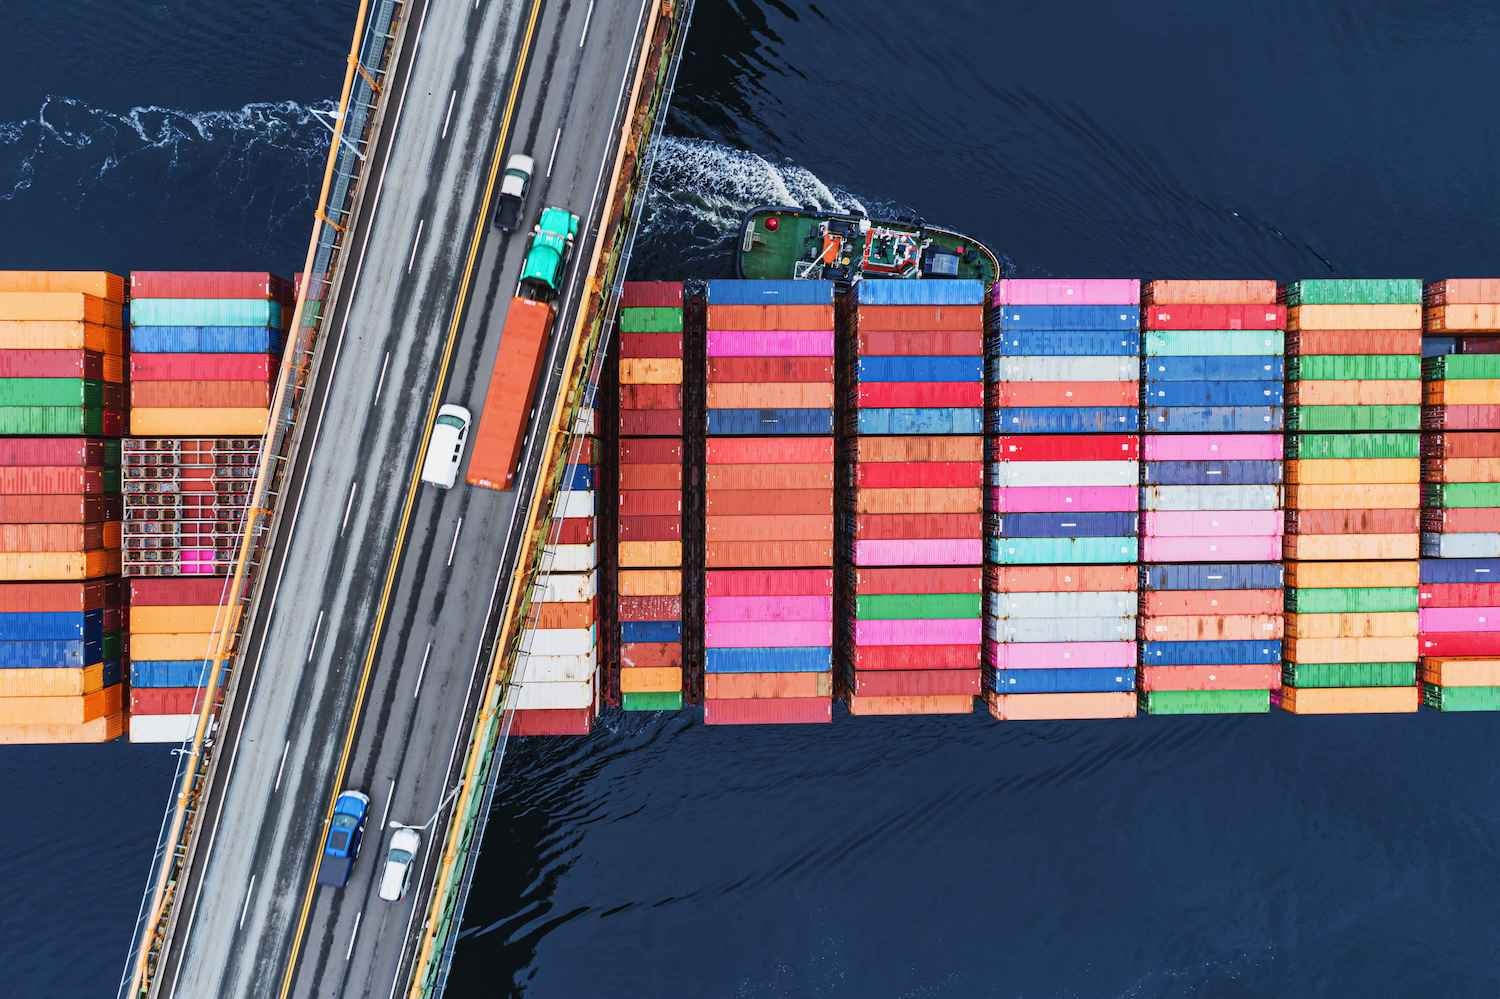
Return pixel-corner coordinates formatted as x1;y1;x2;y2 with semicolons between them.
420;404;471;489
378;827;422;902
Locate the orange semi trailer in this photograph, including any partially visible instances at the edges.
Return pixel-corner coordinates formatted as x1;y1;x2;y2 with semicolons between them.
467;297;555;490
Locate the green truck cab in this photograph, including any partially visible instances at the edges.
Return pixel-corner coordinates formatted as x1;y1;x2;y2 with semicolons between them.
520;206;580;299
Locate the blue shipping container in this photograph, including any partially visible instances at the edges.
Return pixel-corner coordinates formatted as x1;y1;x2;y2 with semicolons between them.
988;407;1139;434
705;646;833;673
1145;381;1284;407
1419;558;1500;584
564;463;593;490
1141;640;1283;666
0;638;103;668
990;331;1141;357
706;408;834;436
1143;355;1285;381
989;667;1136;694
130;659;220;688
858;408;982;435
858;279;984;306
1142;460;1283;486
706;279;834;306
1141;562;1284;591
130;327;283;354
857;355;983;382
1143;406;1285;433
0;610;104;641
620;620;682;643
993;511;1139;539
998;305;1139;331
1422;336;1460;358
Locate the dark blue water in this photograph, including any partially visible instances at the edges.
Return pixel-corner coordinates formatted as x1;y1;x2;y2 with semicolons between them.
5;1;1500;995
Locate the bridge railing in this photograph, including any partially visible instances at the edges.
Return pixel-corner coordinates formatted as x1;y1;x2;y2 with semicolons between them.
118;1;411;996
406;1;698;995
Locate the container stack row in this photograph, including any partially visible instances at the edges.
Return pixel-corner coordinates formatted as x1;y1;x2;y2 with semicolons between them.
0;272;124;435
840;280;985;715
122;438;257;577
615;282;686;711
1280;279;1423;713
512;428;599;735
1137;280;1285;715
128;577;229;743
128;271;287;436
701;280;834;725
1419;279;1500;710
985;279;1140;720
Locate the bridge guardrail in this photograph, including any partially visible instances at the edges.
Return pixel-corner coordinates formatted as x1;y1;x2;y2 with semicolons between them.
119;1;410;995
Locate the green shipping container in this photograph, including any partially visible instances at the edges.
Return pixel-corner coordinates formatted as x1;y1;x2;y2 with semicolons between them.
1424;482;1500;509
102;469;121;494
130;298;281;328
1139;689;1269;715
1286;587;1418;614
622;691;683;711
1283;278;1423;305
0;378;107;407
856;592;980;620
1291;355;1420;381
1145;330;1283;357
619;307;684;334
0;407;106;435
1284;662;1417;688
987;537;1138;565
1287;405;1420;431
1422;354;1500;380
1422;684;1500;711
1288;432;1419;459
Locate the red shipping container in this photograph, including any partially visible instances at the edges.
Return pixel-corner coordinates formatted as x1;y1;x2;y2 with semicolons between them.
130;686;214;715
619;333;684;359
1458;338;1500;354
990;435;1140;461
0;467;106;495
554;517;594;545
1288;329;1424;356
0;439;111;467
854;512;981;540
1426;406;1500;430
706;539;832;568
852;644;979;670
619;410;682;436
618;463;681;490
985;564;1137;592
130;271;289;300
853;566;981;595
1141;589;1282;617
1420;582;1500;607
986;381;1139;408
707;357;834;383
703;696;831;726
619;384;683;410
619;641;682;668
0;350;111;381
1423;432;1500;458
856;461;982;489
130;354;273;381
857;305;982;332
857;381;983;408
858;330;984;356
619;281;684;308
617;490;680;516
1287;509;1418;534
0;495;117;523
848;669;981;696
509;707;592;736
705;568;832;597
129;577;229;606
130;381;270;408
706;437;833;464
620;439;682;464
617;595;682;620
0;523;111;552
618;514;681;541
1421;508;1498;533
1139;664;1281;691
705;304;834;331
705;489;832;516
1143;303;1285;330
1420;632;1500;656
0;580;120;611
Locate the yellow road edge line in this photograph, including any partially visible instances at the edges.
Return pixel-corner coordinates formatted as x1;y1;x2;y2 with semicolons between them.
405;2;666;992
274;1;546;995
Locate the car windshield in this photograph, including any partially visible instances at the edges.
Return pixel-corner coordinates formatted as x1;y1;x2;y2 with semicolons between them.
328;829;350;852
332;813;358;830
387;849;413;865
436;414;465;430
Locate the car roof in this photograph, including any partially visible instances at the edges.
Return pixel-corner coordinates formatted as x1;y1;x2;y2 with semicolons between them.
538;206;576;234
334;790;370;815
390;828;421;852
506;153;535;172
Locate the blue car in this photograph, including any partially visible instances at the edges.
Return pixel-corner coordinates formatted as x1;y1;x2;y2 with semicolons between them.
317;789;371;888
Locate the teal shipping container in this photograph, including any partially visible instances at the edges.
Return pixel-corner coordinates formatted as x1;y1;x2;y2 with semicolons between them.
129;298;282;328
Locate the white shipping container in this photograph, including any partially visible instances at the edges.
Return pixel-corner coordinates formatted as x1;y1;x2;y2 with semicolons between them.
129;713;197;744
573;407;596;435
1422;533;1500;558
542;541;598;573
989;459;1139;487
512;679;594;710
556;490;595;518
986;590;1138;620
1143;510;1282;537
515;650;597;683
537;569;597;603
521;626;596;657
996;356;1138;382
984;616;1136;643
1139;484;1281;511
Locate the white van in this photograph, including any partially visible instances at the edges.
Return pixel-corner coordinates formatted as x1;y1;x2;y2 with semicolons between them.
421;404;471;489
378;827;421;902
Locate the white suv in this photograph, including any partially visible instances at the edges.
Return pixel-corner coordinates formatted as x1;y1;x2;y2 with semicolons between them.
379;827;422;902
420;404;471;489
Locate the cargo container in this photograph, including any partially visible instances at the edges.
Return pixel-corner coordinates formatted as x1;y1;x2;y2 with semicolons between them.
467;298;554;490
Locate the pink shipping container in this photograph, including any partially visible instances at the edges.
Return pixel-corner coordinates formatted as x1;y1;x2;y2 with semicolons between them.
703;620;833;648
1144;510;1282;537
985;640;1137;670
989;486;1137;513
130;271;289;300
1142;434;1283;461
130;577;228;605
703;595;833;622
1419;607;1500;632
130;354;274;381
852;539;984;566
1141;537;1283;562
705;331;835;357
989;691;1137;720
994;279;1141;306
0;439;111;466
854;618;981;646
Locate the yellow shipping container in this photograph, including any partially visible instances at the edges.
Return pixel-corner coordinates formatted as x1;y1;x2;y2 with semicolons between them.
618;358;683;385
0;663;110;697
1287;560;1418;588
1290;380;1420;407
619;666;683;693
131;633;216;661
1422;658;1500;686
706;382;835;409
0;271;124;302
0;292;118;324
1284;534;1419;560
1286;458;1418;485
0;550;120;580
1284;635;1419;664
1424;380;1500;405
1425;304;1500;332
617;569;681;596
0;711;124;744
1287;303;1422;330
130;408;269;436
617;540;683;568
1279;686;1417;715
1286;611;1419;639
130;604;235;634
0;321;123;352
0;683;122;725
1285;483;1419;509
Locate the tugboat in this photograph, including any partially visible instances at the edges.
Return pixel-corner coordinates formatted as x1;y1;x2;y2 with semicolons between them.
736;205;999;287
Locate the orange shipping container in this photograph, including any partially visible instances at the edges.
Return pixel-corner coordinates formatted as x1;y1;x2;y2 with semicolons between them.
1284;535;1418;561
1286;483;1419;509
858;304;983;332
468;298;553;490
131;408;268;436
854;435;983;462
1425;304;1500;331
0;663;111;697
0;292;118;324
847;694;975;716
1139;614;1282;642
1286;561;1418;588
706;382;834;409
1286;459;1419;485
706;514;833;543
1288;381;1420;407
985;691;1136;720
705;672;831;699
0;683;121;725
1284;635;1419;664
1426;279;1500;304
0;271;125;302
1286;612;1418;639
706;540;833;568
1287;303;1422;330
618;569;681;596
619;642;682;669
619;667;683;693
1428;458;1500;483
706;489;832;516
1141;589;1282;617
0;550;119;580
618;540;683;567
618;463;682;490
1424;380;1500;405
987;381;1139;408
1278;687;1417;714
526;600;597;630
705;463;833;490
0;712;123;745
707;437;833;464
987;564;1137;592
1421;658;1500;686
1144;280;1278;304
619;358;683;385
0;523;118;552
130;604;237;634
0;321;123;353
1289;329;1422;356
855;488;982;515
131;381;271;408
705;304;834;330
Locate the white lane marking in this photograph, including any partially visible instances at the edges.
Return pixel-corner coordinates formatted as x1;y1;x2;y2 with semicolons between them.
578;0;595;47
238;875;255;930
546;126;562;178
382;776;397;826
413;641;433;700
163;0;434;988
447;517;464;567
306;610;325;664
407;218;425;273
345;910;362;961
441;89;458;139
375;351;392;401
274;740;291;792
340;481;359;536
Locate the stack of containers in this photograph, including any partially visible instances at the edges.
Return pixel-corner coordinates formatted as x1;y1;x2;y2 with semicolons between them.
985;279;1140;721
0;580;124;743
615;282;685;712
128;272;286;436
122;438;258;576
0;272;125;435
702;279;834;725
841;280;984;715
127;577;230;743
1281;279;1422;713
1137;280;1285;715
512;427;599;735
1419;279;1500;710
